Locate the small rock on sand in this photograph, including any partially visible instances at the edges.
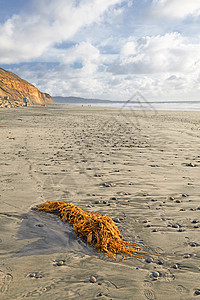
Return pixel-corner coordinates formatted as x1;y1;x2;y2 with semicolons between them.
89;276;97;283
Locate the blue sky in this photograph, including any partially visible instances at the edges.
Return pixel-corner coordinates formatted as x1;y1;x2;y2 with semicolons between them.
1;0;200;101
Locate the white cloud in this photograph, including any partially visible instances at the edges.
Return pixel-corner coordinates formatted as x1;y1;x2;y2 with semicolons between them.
109;33;200;74
150;0;200;19
9;28;200;102
0;0;124;64
60;42;101;67
121;41;137;56
2;0;200;102
12;56;200;102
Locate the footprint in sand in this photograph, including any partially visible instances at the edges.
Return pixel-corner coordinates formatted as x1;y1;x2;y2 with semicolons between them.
144;289;157;300
0;270;13;294
143;281;157;300
175;284;189;295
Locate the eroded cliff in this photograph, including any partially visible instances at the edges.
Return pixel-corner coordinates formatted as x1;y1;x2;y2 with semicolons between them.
0;68;54;107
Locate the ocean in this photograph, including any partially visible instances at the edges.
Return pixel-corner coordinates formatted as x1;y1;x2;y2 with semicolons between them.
51;100;200;111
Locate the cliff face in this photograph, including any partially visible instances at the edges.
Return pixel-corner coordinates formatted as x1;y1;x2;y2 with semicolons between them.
0;68;54;106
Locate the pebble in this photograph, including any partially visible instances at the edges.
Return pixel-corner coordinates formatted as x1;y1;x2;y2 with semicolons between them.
113;218;120;223
152;271;160;278
157;260;164;265
89;276;97;283
173;264;179;269
182;193;188;197
97;293;103;297
146;224;151;227
184;254;191;259
195;290;200;295
56;260;65;266
194;225;199;229
35;224;44;227
190;242;198;247
29;273;36;278
103;201;108;204
95;200;100;204
192;220;198;223
176;199;181;203
110;197;117;200
146;257;154;263
178;228;183;232
101;182;112;187
172;224;179;228
186;162;196;167
169;196;175;200
29;272;43;279
152;229;157;232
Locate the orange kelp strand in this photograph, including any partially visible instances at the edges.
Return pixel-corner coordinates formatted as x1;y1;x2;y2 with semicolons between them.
32;201;144;259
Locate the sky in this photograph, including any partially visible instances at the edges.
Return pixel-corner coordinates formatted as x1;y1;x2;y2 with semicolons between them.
1;0;200;101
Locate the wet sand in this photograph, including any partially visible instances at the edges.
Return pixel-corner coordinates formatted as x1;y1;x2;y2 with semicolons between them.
0;106;200;299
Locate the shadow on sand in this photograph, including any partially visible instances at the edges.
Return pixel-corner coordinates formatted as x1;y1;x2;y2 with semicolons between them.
16;211;95;257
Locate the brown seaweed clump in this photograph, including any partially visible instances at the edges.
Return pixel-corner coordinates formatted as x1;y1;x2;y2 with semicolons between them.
32;201;144;260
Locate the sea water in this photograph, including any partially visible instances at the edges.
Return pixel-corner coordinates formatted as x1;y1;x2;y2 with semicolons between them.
49;101;200;111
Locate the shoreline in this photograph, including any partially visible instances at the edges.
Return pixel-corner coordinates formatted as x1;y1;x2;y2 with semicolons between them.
50;101;200;111
1;100;200;112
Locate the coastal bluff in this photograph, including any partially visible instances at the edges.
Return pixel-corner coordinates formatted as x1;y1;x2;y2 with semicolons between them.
0;67;54;107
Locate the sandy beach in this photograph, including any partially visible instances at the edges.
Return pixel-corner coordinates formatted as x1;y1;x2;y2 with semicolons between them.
0;105;200;299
